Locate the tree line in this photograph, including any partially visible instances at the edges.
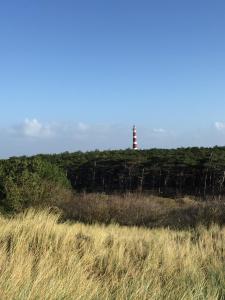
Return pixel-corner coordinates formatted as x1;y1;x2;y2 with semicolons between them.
1;146;225;212
39;146;225;198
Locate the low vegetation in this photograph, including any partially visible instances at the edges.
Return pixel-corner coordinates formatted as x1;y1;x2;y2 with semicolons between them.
60;193;225;229
0;209;224;299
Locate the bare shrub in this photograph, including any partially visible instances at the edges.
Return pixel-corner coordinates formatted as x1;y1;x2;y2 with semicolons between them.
59;193;225;229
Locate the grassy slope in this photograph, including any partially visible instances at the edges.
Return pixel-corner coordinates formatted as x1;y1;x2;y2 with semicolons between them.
0;210;225;299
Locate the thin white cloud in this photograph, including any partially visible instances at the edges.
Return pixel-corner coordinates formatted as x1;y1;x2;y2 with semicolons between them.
77;122;89;131
23;118;54;138
153;128;166;133
10;119;92;139
214;122;225;131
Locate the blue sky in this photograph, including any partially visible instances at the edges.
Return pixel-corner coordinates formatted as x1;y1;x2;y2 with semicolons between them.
0;0;225;157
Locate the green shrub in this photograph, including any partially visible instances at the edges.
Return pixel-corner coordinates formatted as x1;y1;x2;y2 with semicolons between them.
0;157;71;212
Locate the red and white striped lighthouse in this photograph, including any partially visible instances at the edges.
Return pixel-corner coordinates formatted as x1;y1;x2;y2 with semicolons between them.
133;125;138;150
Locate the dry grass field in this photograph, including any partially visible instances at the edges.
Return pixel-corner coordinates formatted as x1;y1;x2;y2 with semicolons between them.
0;209;225;299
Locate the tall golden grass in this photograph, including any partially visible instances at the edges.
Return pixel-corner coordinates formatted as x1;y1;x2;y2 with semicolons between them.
0;209;224;299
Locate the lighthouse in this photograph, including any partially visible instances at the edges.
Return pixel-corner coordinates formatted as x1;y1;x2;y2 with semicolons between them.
133;125;138;150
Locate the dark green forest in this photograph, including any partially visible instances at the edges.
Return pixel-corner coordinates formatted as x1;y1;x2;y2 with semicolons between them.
1;146;225;213
41;146;225;197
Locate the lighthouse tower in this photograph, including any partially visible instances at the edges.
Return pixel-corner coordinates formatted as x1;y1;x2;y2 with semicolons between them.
133;125;138;150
